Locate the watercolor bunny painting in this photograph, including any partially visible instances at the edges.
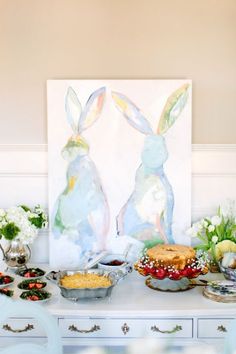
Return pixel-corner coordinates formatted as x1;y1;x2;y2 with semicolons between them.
112;84;190;247
47;80;191;267
52;86;110;256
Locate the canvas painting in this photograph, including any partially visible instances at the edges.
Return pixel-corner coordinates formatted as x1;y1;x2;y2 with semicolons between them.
47;80;192;268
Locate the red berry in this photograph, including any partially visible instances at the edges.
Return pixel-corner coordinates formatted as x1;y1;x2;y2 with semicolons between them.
189;268;200;278
36;283;43;289
171;271;181;281
3;277;11;284
148;267;156;276
155;268;166;280
180;268;189;277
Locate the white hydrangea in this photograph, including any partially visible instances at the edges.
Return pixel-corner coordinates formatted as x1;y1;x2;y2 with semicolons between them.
4;206;38;244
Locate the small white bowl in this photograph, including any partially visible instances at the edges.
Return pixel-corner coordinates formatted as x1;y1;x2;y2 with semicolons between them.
98;254;132;276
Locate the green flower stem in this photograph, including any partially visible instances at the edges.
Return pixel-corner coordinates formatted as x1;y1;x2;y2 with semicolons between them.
210;242;217;264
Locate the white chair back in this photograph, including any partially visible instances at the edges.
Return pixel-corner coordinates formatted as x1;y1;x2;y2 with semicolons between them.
0;295;62;354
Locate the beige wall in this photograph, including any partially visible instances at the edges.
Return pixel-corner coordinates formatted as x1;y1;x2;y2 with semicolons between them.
0;0;235;144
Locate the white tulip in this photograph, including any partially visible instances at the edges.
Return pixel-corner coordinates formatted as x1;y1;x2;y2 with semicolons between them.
211;215;221;226
208;225;215;232
186;226;198;238
0;209;6;218
212;235;218;244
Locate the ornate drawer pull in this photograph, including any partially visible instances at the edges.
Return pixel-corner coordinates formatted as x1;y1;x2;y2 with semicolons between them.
2;324;34;333
151;325;182;334
217;325;227;333
121;323;130;335
68;324;100;333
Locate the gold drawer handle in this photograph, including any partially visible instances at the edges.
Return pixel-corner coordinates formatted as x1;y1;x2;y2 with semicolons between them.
217;325;227;333
68;324;100;333
121;323;130;335
2;324;34;333
151;325;182;334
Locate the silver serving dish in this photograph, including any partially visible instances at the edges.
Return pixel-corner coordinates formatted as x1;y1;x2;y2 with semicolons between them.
46;269;121;301
219;263;236;282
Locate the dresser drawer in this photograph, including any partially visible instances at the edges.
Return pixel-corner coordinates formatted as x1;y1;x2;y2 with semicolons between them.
59;318;193;339
198;318;234;338
0;318;46;337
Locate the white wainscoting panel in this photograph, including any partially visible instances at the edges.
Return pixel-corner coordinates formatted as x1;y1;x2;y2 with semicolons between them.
0;144;235;262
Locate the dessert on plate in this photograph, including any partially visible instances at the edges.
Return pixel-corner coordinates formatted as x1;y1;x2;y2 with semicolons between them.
135;244;208;281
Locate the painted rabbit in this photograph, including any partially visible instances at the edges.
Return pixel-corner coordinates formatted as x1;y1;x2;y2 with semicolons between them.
112;84;189;246
52;86;109;255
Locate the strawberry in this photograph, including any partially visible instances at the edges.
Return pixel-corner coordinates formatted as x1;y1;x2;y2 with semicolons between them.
36;283;43;289
180;268;189;277
24;272;31;278
29;283;36;289
189;268;200;278
3;276;11;284
155;268;166;280
27;295;39;301
171;271;181;281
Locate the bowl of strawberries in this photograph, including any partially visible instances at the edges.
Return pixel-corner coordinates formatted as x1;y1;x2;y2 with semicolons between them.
16;267;45;279
18;279;47;290
0;274;14;288
20;289;51;302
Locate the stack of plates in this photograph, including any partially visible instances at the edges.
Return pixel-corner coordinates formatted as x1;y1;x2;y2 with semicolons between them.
203;280;236;303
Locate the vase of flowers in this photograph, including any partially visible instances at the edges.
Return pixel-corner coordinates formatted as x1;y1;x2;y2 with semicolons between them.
187;201;236;272
0;205;47;269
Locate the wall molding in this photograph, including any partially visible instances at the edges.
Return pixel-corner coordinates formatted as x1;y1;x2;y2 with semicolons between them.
0;143;234;262
0;144;235;177
0;144;235;221
0;144;47;152
192;144;236;152
0;143;236;152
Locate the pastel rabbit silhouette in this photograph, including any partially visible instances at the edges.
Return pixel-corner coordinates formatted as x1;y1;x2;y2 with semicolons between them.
112;84;189;246
52;86;109;254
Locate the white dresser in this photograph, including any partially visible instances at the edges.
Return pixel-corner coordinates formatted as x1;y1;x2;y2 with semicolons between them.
0;271;235;351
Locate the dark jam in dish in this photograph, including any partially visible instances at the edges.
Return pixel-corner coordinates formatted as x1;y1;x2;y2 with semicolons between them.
102;260;124;266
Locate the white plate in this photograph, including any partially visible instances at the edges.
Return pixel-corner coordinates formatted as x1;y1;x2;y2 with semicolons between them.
19;290;52;303
206;280;236;296
16;268;46;280
0;276;14;289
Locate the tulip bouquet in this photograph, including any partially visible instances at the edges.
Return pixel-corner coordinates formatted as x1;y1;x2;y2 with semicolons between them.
187;201;236;264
